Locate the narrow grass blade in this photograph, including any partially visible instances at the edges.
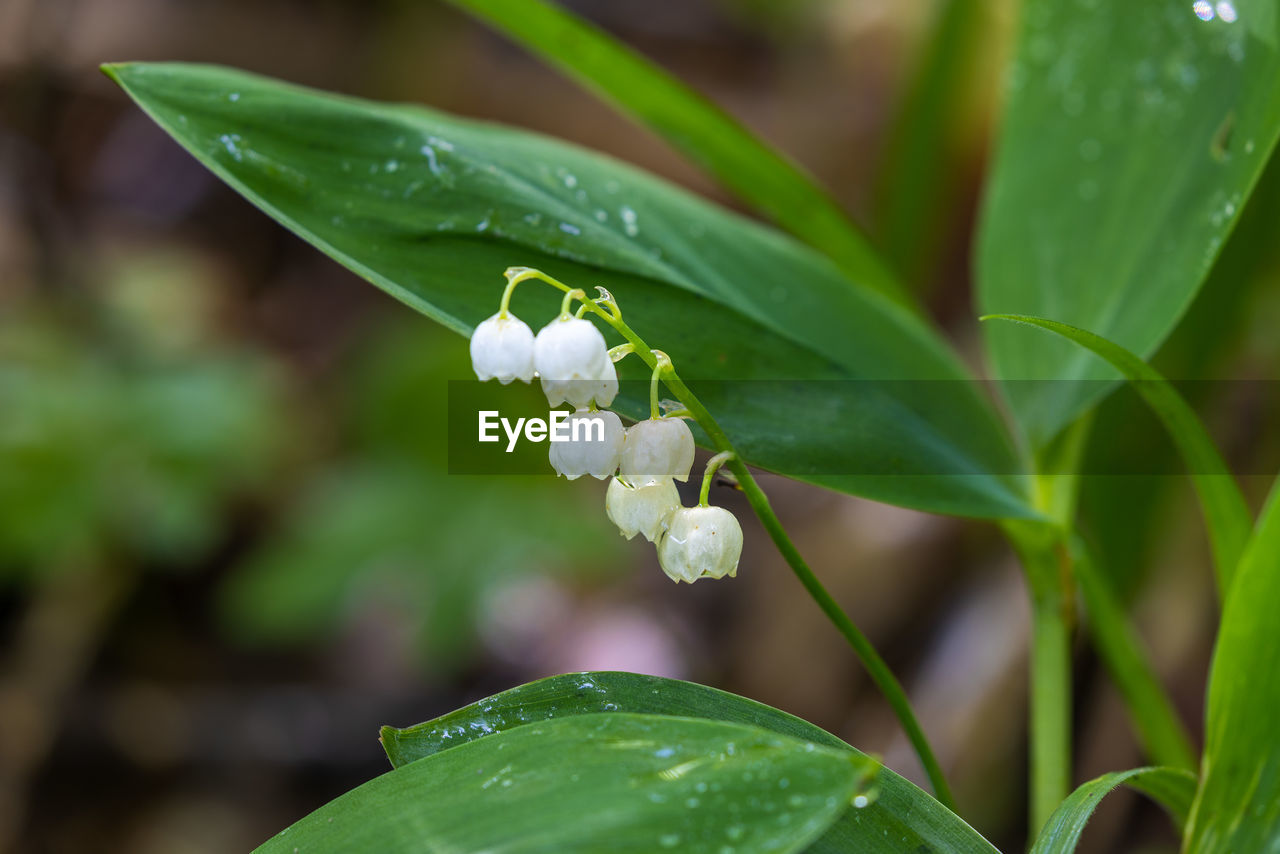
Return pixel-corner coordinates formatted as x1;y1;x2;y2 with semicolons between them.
982;314;1252;596
1030;766;1196;853
445;0;909;307
1070;536;1197;771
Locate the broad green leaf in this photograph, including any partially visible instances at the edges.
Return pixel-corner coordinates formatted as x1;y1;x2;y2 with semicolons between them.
446;0;908;308
105;62;1034;520
978;0;1280;448
381;672;999;854
982;314;1251;595
1069;536;1197;771
257;713;871;854
1029;766;1196;853
1185;481;1280;854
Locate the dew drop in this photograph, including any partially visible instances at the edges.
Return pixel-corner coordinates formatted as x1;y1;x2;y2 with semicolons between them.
1193;0;1214;21
218;133;243;162
421;144;442;176
658;833;681;848
620;205;639;237
1216;1;1237;22
559;222;581;236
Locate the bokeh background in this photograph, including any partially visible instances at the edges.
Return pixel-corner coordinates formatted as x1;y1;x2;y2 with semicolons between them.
2;1;1278;852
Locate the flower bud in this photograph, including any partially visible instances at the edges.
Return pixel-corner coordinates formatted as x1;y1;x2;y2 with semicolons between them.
470;312;535;384
620;417;695;484
657;506;743;583
535;316;614;408
605;476;680;542
549;409;624;480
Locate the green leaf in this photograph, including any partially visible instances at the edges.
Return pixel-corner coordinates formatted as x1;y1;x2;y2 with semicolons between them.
104;61;1034;520
1069;536;1197;771
1185;480;1280;854
977;0;1280;447
381;672;999;854
446;0;908;308
1029;766;1196;853
256;712;872;854
982;315;1252;595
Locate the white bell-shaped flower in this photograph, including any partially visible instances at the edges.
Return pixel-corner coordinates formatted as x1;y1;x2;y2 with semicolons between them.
657;506;743;583
620;417;695;484
470;312;535;384
605;476;680;542
587;357;619;409
549;409;624;480
535;316;614;408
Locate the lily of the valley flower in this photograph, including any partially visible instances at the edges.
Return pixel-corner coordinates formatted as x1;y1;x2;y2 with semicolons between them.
471;268;744;587
657;505;743;583
534;316;618;409
605;476;680;542
549;410;625;480
470;312;535;384
620;417;695;484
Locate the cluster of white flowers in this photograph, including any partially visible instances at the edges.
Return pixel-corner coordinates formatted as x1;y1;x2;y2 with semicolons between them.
470;295;743;584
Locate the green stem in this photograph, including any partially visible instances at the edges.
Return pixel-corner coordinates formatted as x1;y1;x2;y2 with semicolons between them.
738;472;957;810
499;267;956;808
648;352;670;421
698;451;735;507
1006;520;1072;837
560;287;585;317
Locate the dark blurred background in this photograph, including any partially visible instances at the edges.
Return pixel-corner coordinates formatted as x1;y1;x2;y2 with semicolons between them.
2;1;1278;852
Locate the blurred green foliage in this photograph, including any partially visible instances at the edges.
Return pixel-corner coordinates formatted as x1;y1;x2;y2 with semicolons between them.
0;251;287;575
0;243;624;673
217;318;626;669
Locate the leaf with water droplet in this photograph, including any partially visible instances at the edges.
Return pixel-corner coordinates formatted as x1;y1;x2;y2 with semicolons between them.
381;672;998;854
978;0;1280;448
102;61;1033;520
257;712;871;854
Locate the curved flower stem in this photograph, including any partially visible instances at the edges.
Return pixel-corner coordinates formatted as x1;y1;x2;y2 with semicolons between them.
648;352;671;420
500;267;956;808
698;451;735;507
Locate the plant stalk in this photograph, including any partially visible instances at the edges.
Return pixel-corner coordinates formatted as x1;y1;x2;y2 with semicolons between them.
1006;520;1073;837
